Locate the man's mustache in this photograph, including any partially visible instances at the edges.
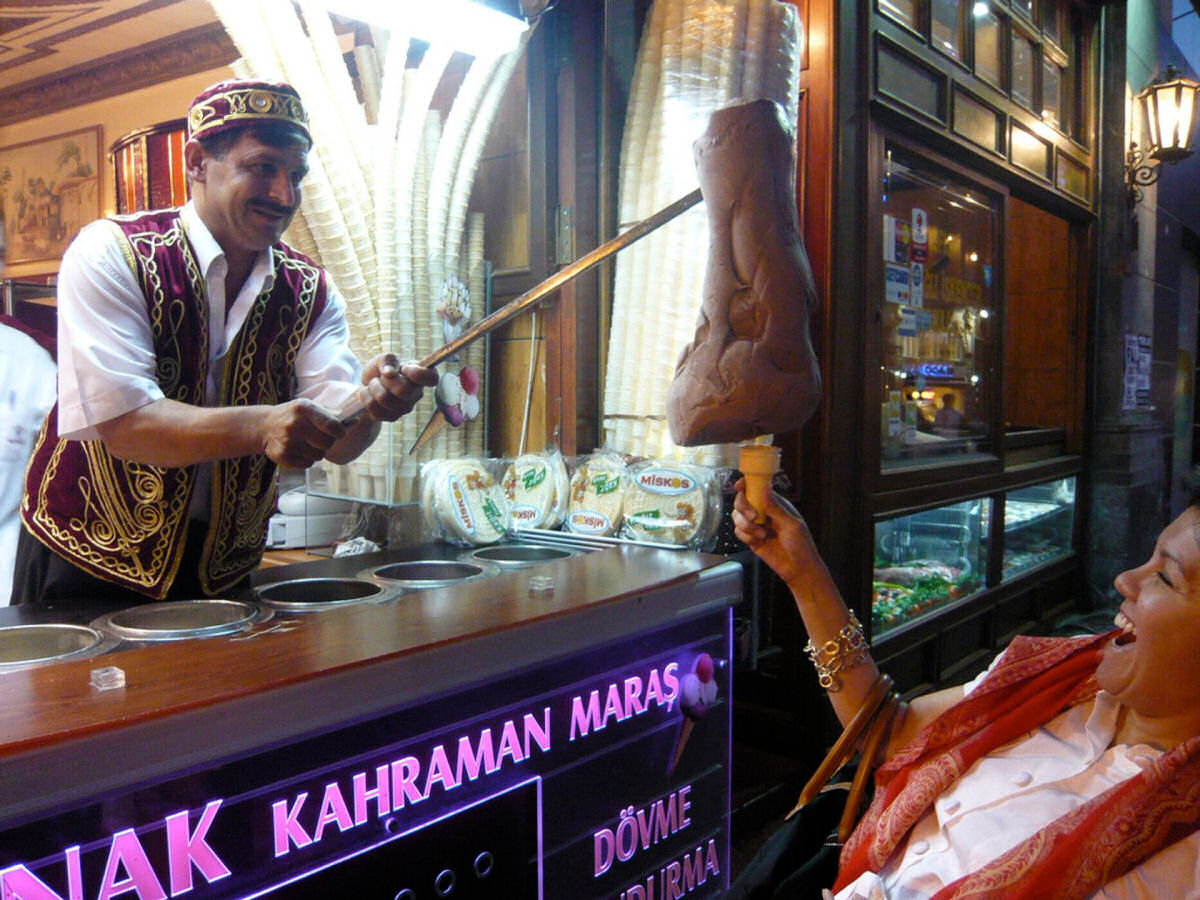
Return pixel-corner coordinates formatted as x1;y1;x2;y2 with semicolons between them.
251;201;294;218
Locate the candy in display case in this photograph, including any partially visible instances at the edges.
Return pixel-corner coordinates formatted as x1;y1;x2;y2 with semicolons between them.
872;499;987;634
1000;477;1076;579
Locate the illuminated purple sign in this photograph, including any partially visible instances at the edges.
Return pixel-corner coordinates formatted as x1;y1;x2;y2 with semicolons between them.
0;612;730;899
1;801;229;899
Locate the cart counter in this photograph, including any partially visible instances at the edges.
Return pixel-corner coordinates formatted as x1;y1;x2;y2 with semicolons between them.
0;543;739;899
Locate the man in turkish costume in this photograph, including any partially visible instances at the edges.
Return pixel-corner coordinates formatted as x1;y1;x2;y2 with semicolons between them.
13;80;436;607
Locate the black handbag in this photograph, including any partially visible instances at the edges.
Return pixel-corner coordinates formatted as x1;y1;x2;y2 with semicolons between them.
725;676;901;899
724;775;849;899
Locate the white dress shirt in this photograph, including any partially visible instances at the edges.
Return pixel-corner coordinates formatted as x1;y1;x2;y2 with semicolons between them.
835;658;1200;900
54;203;363;518
0;324;56;604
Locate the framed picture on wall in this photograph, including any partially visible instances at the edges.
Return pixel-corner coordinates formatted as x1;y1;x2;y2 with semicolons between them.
0;125;102;265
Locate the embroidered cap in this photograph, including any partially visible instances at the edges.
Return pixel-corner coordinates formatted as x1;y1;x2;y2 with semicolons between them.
187;79;311;145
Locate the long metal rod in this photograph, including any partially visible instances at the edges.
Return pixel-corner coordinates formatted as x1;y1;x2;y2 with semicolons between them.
338;187;703;424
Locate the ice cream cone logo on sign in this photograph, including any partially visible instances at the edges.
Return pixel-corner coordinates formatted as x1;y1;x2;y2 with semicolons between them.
910;207;928;263
668;653;720;777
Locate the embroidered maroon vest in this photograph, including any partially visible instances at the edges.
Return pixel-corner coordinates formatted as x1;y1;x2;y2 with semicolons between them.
22;209;328;598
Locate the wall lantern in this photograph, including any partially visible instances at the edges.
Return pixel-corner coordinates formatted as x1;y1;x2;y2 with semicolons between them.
1126;65;1200;205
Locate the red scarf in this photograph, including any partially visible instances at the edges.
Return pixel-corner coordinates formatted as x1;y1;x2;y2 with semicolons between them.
836;631;1200;899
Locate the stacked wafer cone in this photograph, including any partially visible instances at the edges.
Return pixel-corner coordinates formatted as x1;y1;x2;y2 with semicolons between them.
602;0;802;467
208;1;537;503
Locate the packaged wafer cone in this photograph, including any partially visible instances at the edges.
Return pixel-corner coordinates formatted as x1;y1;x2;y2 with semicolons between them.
420;457;508;546
503;449;570;531
622;459;719;548
565;452;630;536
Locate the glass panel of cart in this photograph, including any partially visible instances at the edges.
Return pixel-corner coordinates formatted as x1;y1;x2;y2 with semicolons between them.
872;498;987;635
1001;477;1075;579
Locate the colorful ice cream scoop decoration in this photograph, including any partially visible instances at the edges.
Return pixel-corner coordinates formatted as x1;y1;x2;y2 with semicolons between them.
679;653;718;717
410;365;481;453
668;653;719;776
435;275;472;349
435;365;481;426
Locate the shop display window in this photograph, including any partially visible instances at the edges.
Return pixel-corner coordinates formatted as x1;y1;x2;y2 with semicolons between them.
1042;56;1067;131
974;9;1004;88
878;0;919;31
1042;3;1061;46
931;0;965;61
879;146;999;470
1011;30;1037;110
872;499;987;635
1000;477;1076;579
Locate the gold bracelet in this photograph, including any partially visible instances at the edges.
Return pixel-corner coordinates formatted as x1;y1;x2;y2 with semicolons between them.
804;612;869;691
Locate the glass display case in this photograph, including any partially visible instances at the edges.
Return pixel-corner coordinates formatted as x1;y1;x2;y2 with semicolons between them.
1000;477;1076;579
872;498;987;635
878;145;1000;471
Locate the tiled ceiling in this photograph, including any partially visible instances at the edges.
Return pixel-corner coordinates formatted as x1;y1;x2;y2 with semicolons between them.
0;0;235;125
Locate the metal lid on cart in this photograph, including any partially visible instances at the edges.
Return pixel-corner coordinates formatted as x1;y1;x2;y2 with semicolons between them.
0;624;120;669
360;559;497;588
464;544;577;566
254;577;392;611
92;599;267;641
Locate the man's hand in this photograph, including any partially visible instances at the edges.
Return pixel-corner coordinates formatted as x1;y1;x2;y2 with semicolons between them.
261;399;347;468
95;397;351;470
358;354;438;423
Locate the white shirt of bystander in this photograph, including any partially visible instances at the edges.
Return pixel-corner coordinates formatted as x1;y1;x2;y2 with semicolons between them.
0;323;56;604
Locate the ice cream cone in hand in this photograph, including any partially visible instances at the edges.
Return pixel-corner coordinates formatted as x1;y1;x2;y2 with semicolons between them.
738;442;781;524
409;408;449;454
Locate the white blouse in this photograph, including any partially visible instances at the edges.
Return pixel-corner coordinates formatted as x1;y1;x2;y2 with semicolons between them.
836;671;1200;899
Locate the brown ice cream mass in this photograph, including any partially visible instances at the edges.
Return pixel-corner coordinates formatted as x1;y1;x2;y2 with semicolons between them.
667;98;821;446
